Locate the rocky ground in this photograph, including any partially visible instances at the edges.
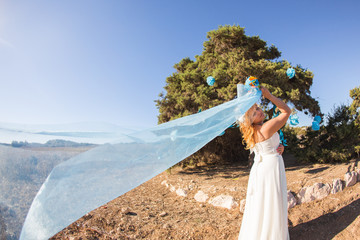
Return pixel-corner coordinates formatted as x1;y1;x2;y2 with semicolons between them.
51;153;360;240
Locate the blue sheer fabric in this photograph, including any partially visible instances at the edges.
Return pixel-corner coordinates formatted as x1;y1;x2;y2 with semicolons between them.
20;85;261;240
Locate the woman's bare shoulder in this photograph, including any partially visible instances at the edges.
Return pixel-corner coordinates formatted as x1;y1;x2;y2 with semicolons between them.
254;125;267;143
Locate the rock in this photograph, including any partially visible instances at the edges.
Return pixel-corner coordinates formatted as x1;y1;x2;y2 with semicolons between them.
162;223;171;229
169;184;176;192
121;207;131;214
239;199;246;213
194;190;209;202
296;182;331;204
331;178;344;194
208;194;238;210
296;187;312;204
350;162;356;172
159;211;168;217
176;188;188;197
161;180;169;187
344;171;358;187
312;182;331;200
357;169;360;182
287;190;297;209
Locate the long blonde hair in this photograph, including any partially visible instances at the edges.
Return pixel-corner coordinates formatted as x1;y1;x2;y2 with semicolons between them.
239;104;258;150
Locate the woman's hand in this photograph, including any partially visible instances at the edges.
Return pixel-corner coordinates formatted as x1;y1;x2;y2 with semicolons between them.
277;144;284;155
260;86;272;99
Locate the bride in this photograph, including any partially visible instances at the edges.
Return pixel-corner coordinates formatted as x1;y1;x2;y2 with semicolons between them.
238;86;291;239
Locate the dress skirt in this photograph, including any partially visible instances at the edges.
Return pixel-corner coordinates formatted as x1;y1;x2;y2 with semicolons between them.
238;152;290;240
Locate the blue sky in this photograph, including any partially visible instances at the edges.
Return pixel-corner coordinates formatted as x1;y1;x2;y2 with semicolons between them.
0;0;359;129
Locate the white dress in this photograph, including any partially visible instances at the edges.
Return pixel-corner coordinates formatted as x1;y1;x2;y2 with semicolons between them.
238;132;290;240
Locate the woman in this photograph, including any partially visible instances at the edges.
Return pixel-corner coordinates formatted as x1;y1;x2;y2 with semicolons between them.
238;86;291;240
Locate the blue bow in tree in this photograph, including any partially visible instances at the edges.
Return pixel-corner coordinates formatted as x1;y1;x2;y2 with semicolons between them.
207;76;215;86
289;113;299;126
286;68;295;79
311;115;322;131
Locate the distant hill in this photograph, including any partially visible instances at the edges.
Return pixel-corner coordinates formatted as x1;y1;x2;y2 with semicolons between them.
2;139;97;148
0;121;140;144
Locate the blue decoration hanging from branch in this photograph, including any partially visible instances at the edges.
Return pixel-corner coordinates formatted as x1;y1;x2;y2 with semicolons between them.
207;76;215;86
312;115;322;131
289;113;299;126
286;68;295;79
314;115;321;123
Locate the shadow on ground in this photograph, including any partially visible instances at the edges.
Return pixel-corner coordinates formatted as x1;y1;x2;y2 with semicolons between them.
289;198;360;240
176;152;312;179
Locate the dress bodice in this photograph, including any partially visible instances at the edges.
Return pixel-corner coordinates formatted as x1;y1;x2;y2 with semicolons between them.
251;132;280;161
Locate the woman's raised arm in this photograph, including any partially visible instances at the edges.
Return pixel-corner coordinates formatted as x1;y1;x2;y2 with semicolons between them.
259;86;291;138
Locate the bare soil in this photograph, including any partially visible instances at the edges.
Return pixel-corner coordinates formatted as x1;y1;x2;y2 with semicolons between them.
51;153;360;240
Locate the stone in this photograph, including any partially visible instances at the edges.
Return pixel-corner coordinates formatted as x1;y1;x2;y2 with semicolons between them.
159;211;168;217
208;194;238;210
176;188;188;197
239;199;246;213
121;207;131;214
287;190;297;209
312;182;331;200
162;223;171;229
161;180;169;187
169;184;176;192
350;162;356;172
357;169;360;182
331;178;344;194
194;190;209;202
296;187;312;204
296;182;331;204
344;171;358;187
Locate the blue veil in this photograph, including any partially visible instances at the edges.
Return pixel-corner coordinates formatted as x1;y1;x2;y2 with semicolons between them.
20;84;261;240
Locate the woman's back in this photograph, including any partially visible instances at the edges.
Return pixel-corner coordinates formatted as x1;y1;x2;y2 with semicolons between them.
251;131;280;156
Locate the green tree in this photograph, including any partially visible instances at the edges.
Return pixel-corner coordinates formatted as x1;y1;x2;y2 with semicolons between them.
155;25;321;167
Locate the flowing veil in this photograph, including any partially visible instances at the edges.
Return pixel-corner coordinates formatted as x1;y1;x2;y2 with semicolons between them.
19;84;261;240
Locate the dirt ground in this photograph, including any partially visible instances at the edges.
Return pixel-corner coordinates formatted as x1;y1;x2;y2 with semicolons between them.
51;153;360;240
